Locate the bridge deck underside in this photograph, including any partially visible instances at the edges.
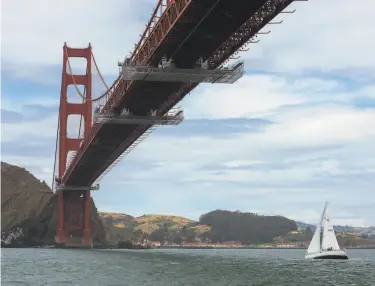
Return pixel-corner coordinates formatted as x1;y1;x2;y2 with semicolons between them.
65;0;283;186
66;123;146;185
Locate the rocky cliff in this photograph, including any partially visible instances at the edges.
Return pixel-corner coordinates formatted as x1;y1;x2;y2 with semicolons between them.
1;162;107;247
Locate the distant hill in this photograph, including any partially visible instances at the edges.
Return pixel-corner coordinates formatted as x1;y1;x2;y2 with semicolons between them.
99;212;201;243
100;210;297;245
295;221;316;231
134;214;195;233
198;210;297;244
2;161;373;247
100;212;375;247
359;227;375;239
295;221;374;235
100;212;135;228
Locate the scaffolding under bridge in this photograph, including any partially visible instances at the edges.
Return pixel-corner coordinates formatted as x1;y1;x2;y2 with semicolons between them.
120;59;245;84
94;107;184;125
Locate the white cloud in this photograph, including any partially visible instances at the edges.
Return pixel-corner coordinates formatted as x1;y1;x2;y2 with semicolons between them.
132;103;375;167
222;160;264;168
262;105;375;148
1;0;153;77
243;0;375;76
185;74;375;120
194;160;343;184
184;75;307;119
1;94;58;112
1;115;57;142
286;210;368;228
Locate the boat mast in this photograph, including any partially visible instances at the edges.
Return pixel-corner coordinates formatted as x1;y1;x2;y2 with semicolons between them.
319;202;328;250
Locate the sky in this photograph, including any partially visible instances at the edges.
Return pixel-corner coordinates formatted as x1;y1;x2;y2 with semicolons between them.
1;0;375;226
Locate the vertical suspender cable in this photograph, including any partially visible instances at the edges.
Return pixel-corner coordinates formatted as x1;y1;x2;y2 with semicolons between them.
51;109;60;192
78;87;85;138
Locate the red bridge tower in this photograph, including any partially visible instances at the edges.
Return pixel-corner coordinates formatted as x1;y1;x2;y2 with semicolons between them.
55;43;93;248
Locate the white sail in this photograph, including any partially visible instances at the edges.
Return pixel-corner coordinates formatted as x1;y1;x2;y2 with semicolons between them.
305;202;348;259
306;203;327;254
321;207;341;251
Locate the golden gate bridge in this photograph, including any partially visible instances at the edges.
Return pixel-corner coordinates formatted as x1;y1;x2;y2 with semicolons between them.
53;0;306;248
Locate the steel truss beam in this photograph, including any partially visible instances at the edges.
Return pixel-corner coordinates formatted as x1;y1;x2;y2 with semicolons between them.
208;0;296;68
94;113;183;125
94;107;184;125
121;61;244;84
56;184;100;191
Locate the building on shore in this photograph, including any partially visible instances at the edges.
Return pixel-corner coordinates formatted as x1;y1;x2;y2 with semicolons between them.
150;241;161;247
275;242;302;248
182;241;242;248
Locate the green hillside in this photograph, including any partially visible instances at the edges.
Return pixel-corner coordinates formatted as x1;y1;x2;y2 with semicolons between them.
99;209;297;245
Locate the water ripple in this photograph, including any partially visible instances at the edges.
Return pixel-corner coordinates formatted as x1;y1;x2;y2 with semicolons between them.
1;248;375;286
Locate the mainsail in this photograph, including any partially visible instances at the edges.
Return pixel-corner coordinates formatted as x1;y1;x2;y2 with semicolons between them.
306;203;327;254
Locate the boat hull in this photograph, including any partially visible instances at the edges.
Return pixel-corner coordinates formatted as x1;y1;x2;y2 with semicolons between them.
305;249;348;260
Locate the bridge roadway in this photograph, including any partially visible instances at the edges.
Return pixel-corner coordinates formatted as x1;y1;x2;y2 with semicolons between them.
63;0;294;186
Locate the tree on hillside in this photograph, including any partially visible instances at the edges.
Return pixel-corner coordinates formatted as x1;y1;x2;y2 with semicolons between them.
304;227;313;235
104;216;114;225
132;229;143;241
173;234;183;245
185;228;196;242
163;223;169;233
199;210;297;244
150;227;165;243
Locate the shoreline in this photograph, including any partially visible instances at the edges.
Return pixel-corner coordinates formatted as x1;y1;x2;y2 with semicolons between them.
155;246;375;250
3;245;375;250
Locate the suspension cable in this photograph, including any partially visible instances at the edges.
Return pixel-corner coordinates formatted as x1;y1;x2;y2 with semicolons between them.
78;87;85;138
64;47;111;102
64;47;86;100
51;108;60;192
78;57;90;139
91;53;109;90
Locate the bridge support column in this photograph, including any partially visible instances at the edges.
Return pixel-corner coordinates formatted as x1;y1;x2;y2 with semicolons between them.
82;190;92;246
55;42;93;248
55;191;66;245
55;190;93;248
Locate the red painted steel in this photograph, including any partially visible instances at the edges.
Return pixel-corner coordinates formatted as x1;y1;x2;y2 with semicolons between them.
131;0;192;65
56;43;93;247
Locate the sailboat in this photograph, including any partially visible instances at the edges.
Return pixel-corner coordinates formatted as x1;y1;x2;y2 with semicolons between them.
305;202;348;259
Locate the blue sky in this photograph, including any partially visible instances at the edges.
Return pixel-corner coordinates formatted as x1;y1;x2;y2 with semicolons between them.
1;0;375;226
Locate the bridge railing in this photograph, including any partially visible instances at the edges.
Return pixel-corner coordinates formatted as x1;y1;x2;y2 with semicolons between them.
208;0;295;69
131;0;167;63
